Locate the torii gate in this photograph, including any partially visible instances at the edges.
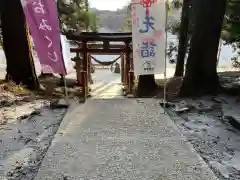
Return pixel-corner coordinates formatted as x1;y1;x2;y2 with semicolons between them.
65;32;134;101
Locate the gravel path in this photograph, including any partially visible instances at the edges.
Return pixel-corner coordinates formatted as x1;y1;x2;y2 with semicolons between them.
35;99;217;180
90;70;123;99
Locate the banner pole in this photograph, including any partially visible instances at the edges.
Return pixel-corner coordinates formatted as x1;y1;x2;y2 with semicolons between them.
63;75;69;104
163;0;169;113
26;24;39;89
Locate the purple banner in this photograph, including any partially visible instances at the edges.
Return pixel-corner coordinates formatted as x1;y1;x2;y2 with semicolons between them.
21;0;66;74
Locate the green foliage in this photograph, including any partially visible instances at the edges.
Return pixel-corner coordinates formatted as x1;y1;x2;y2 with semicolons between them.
222;0;240;67
119;3;131;32
222;0;240;43
121;0;183;32
169;0;240;67
87;11;99;32
57;0;99;33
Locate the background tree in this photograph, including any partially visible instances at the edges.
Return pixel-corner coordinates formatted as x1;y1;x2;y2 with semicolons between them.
0;0;39;89
170;0;240;74
179;0;227;96
58;0;99;33
119;4;132;32
222;0;240;67
174;0;189;76
168;0;197;77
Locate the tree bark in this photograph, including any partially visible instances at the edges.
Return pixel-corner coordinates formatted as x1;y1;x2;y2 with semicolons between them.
1;0;39;89
179;0;227;96
174;0;189;77
136;75;157;97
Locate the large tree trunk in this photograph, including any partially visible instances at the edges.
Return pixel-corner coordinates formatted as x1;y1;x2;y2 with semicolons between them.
1;0;39;89
179;0;227;96
136;75;157;97
174;0;190;77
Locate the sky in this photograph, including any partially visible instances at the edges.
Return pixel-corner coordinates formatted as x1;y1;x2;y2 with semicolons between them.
89;0;130;10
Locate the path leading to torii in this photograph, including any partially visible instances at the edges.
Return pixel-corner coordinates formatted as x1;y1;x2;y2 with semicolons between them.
34;98;218;180
90;70;123;99
0;52;222;179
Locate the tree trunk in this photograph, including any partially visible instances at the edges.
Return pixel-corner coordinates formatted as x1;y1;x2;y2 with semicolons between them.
136;75;157;97
174;0;190;77
179;0;227;96
1;0;39;89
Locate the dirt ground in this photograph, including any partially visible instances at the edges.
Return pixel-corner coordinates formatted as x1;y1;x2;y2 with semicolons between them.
0;79;69;180
162;71;240;180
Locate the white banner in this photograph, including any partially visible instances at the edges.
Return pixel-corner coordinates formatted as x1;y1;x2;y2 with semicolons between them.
131;0;166;75
60;35;75;74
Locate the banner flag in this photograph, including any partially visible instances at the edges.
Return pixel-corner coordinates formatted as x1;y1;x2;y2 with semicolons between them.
60;35;75;74
131;0;166;75
20;0;66;74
